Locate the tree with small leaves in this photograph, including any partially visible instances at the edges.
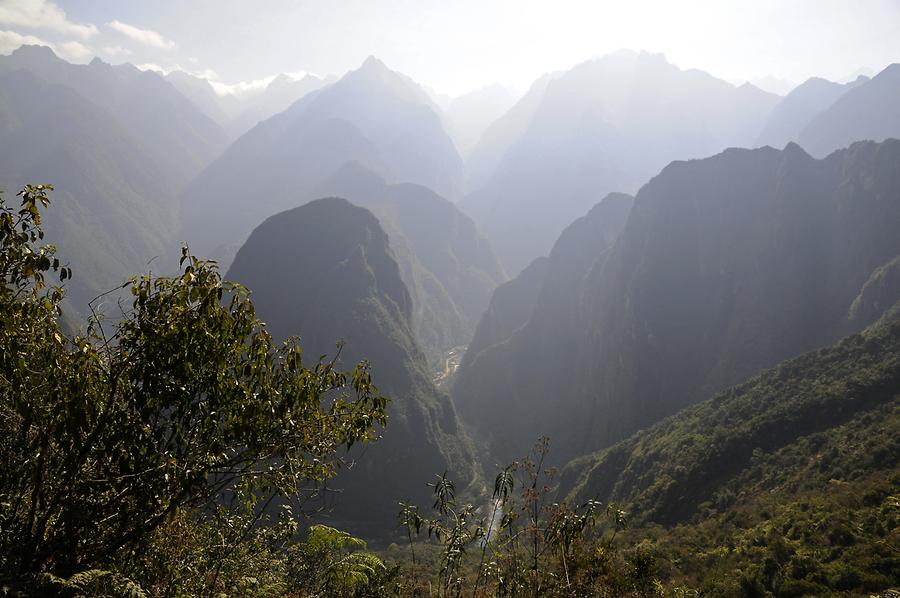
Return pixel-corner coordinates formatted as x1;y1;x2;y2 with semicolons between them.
0;185;388;594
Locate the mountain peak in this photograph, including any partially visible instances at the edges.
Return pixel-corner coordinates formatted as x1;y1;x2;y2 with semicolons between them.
87;56;117;71
874;62;900;80
271;73;293;85
360;55;390;73
11;44;57;59
9;44;61;67
331;54;438;112
600;48;669;67
782;141;811;158
340;55;401;88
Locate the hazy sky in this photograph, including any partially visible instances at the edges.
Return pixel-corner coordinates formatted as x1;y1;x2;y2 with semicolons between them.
1;0;899;96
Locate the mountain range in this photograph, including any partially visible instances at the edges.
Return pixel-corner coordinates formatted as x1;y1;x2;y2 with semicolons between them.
0;46;227;316
798;63;900;157
460;50;781;275
1;38;900;592
756;75;869;149
0;46;227;189
455;139;900;465
182;56;464;259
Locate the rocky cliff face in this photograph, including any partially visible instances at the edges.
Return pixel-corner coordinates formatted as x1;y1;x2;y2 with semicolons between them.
456;140;900;465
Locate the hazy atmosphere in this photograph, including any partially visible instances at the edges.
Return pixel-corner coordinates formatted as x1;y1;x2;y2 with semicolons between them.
3;0;900;94
1;1;900;596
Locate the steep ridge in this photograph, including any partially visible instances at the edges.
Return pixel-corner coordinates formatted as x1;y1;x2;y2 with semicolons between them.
463;72;558;194
301;57;462;200
315;163;506;363
560;307;900;595
799;63;900;157
0;45;227;188
574;141;900;457
454;192;633;460
462;50;780;275
225;198;477;536
460;256;549;371
165;70;232;127
183;56;462;257
848;255;900;330
0;68;176;316
182;102;385;257
444;83;520;158
226;73;331;138
455;140;900;466
563;305;900;524
756;75;868;149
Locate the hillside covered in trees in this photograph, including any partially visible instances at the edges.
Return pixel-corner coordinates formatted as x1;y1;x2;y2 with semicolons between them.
455;139;900;465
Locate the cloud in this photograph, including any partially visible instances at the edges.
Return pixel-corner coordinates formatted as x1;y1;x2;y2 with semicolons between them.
208;71;319;96
101;45;132;59
136;60;321;99
0;29;93;63
208;74;279;96
189;67;219;80
58;40;91;61
135;62;168;74
108;20;175;50
0;0;97;39
0;29;48;54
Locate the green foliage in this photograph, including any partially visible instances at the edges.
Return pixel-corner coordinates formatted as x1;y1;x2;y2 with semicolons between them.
31;569;148;598
285;525;398;597
3;182;897;597
0;67;188;319
566;310;900;526
0;186;387;594
848;254;900;329
614;406;900;596
459;139;900;469
562;304;900;595
398;439;662;597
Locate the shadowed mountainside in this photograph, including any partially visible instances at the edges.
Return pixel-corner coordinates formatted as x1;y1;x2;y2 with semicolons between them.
314;163;506;363
456;140;900;465
225;198;478;536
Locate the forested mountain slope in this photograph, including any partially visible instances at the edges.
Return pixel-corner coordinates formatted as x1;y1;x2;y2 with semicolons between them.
454;192;633;460
459;255;549;372
0;45;227;188
0;46;229;317
225;198;477;535
0;69;177;316
560;306;900;595
455;140;900;465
